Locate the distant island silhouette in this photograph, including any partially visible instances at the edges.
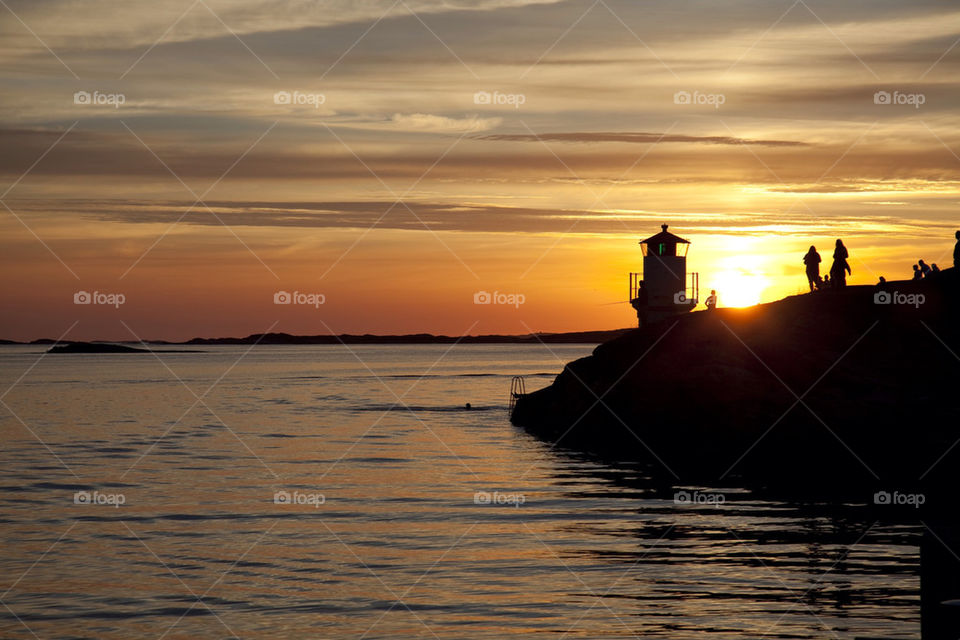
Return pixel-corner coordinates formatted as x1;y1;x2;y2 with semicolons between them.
182;329;631;345
7;329;634;351
45;343;202;354
48;342;151;354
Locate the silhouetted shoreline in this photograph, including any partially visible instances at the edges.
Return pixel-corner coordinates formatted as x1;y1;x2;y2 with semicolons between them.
44;343;202;354
512;270;960;491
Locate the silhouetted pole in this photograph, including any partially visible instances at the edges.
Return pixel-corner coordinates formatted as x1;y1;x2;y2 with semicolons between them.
922;519;960;638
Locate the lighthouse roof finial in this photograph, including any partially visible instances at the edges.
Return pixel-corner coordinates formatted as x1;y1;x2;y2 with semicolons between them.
639;223;690;246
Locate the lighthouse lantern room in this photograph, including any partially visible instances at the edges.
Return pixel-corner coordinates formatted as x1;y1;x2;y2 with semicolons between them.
629;224;699;327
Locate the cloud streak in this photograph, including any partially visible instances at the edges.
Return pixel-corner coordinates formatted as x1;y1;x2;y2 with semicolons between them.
10;198;954;239
476;131;809;147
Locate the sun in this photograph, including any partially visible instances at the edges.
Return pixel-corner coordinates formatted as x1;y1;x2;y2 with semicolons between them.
707;270;770;308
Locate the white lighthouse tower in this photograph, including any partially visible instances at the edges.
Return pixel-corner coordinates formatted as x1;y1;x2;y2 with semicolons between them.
629;224;699;327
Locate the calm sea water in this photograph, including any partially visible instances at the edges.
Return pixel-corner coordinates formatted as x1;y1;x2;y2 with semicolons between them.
0;344;920;639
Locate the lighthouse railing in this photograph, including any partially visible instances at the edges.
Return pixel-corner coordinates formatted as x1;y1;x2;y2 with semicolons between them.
629;272;641;301
628;271;699;305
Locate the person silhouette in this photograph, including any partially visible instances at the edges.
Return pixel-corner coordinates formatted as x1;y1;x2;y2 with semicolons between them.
912;264;922;280
919;259;931;278
630;282;649;327
823;274;830;288
830;239;851;288
931;263;941;276
955;230;959;269
803;246;821;292
705;290;717;310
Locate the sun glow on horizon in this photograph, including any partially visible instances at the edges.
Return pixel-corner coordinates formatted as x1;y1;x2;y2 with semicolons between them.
707;269;771;307
698;239;774;308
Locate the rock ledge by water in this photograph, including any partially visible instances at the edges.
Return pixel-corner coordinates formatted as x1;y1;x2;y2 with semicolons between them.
512;271;960;488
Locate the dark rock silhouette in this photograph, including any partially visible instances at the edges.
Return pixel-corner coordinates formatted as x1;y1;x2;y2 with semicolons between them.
48;342;150;354
512;270;960;488
46;342;200;354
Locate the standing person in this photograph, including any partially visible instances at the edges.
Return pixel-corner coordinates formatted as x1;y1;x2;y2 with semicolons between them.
919;259;931;278
955;230;959;269
803;246;822;292
830;239;851;288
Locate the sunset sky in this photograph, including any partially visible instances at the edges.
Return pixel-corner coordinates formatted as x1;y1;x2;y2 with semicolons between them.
2;0;959;341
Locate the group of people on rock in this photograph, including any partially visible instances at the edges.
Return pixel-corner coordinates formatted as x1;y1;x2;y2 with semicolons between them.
804;230;960;292
911;260;941;280
803;239;851;292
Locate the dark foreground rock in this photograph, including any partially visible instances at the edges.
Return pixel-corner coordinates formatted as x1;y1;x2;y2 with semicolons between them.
512;270;960;489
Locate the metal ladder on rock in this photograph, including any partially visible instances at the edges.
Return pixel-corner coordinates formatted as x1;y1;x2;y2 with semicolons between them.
509;376;526;411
